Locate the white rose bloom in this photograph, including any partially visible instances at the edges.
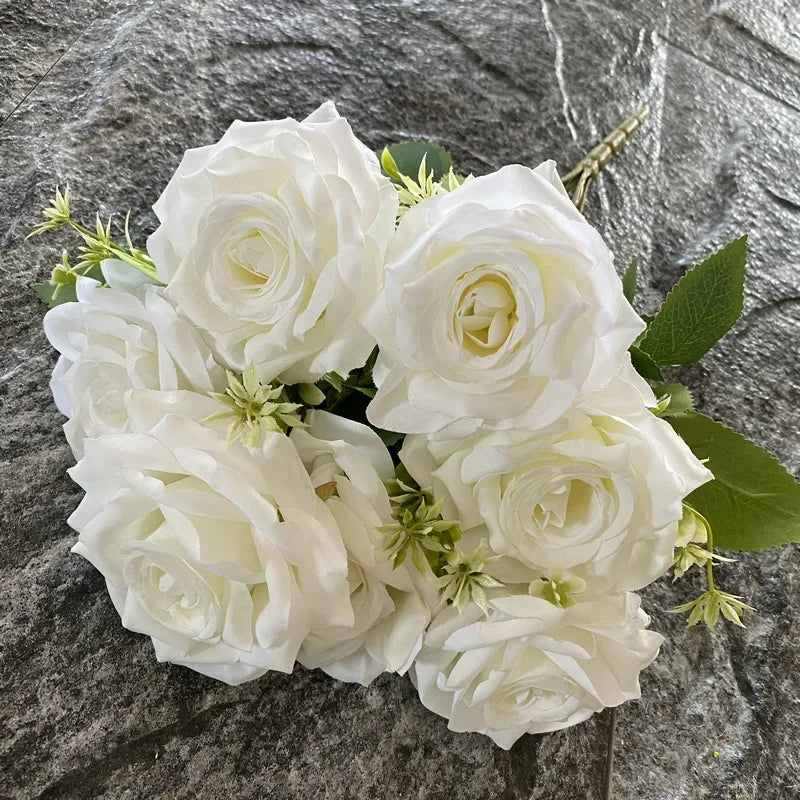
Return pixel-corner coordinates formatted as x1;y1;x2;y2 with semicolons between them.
147;101;398;385
68;390;352;685
44;275;224;458
291;411;430;685
412;592;663;748
365;162;644;437
401;367;712;592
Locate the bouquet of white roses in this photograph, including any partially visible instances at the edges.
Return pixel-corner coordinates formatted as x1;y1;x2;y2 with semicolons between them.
31;101;800;748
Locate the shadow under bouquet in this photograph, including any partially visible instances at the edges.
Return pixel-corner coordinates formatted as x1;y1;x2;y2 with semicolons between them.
31;101;799;749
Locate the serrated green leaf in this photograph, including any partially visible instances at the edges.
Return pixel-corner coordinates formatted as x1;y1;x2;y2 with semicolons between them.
381;140;452;182
668;411;800;551
652;382;694;416
622;258;637;304
34;281;77;306
639;237;747;366
629;345;664;381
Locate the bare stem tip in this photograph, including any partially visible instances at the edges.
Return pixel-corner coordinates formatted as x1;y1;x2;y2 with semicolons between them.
561;106;649;211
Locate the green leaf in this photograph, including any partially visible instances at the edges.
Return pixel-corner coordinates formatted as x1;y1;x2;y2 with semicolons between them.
629;345;664;381
622;258;637;304
652;382;694;416
381;140;452;182
668;411;800;551
639;237;747;365
322;372;345;393
32;263;105;308
361;346;379;382
376;428;405;448
34;281;77;307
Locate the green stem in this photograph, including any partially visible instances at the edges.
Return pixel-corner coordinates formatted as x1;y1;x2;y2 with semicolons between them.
705;526;716;592
67;219;162;283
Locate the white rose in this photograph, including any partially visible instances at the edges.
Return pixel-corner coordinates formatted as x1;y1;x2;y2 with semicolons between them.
365;161;644;437
412;592;663;748
44;274;224;458
68;390;352;685
291;411;430;685
401;367;712;592
147;101;398;385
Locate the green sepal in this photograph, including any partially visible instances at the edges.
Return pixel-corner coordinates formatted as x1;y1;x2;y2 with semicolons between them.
668;411;800;551
298;383;326;406
652;382;694;417
639;237;747;366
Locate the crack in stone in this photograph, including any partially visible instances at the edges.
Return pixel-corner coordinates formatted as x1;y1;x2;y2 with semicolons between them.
764;187;800;214
645;28;670;269
0;1;114;130
712;5;800;68
540;0;579;143
736;294;800;333
662;36;800;115
224;39;345;57
34;699;251;799
424;17;533;100
449;142;500;172
725;626;778;791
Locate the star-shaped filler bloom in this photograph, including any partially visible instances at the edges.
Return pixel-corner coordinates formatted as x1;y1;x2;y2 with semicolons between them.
205;364;305;447
670;589;754;628
528;568;587;608
379;477;462;574
435;542;503;616
379;149;469;219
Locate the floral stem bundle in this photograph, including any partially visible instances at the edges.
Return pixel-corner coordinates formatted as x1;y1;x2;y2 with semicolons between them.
30;101;799;748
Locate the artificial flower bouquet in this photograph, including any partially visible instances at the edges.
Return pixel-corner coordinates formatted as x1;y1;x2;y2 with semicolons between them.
30;102;800;748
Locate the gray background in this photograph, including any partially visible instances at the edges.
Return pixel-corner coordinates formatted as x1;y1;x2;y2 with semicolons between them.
1;0;799;797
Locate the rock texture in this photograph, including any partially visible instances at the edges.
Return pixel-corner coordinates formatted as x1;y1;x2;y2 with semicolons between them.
1;0;799;797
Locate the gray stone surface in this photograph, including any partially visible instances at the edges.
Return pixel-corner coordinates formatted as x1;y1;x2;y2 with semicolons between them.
1;0;799;797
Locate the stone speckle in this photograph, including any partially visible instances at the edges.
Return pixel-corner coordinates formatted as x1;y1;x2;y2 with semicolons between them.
1;1;798;797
